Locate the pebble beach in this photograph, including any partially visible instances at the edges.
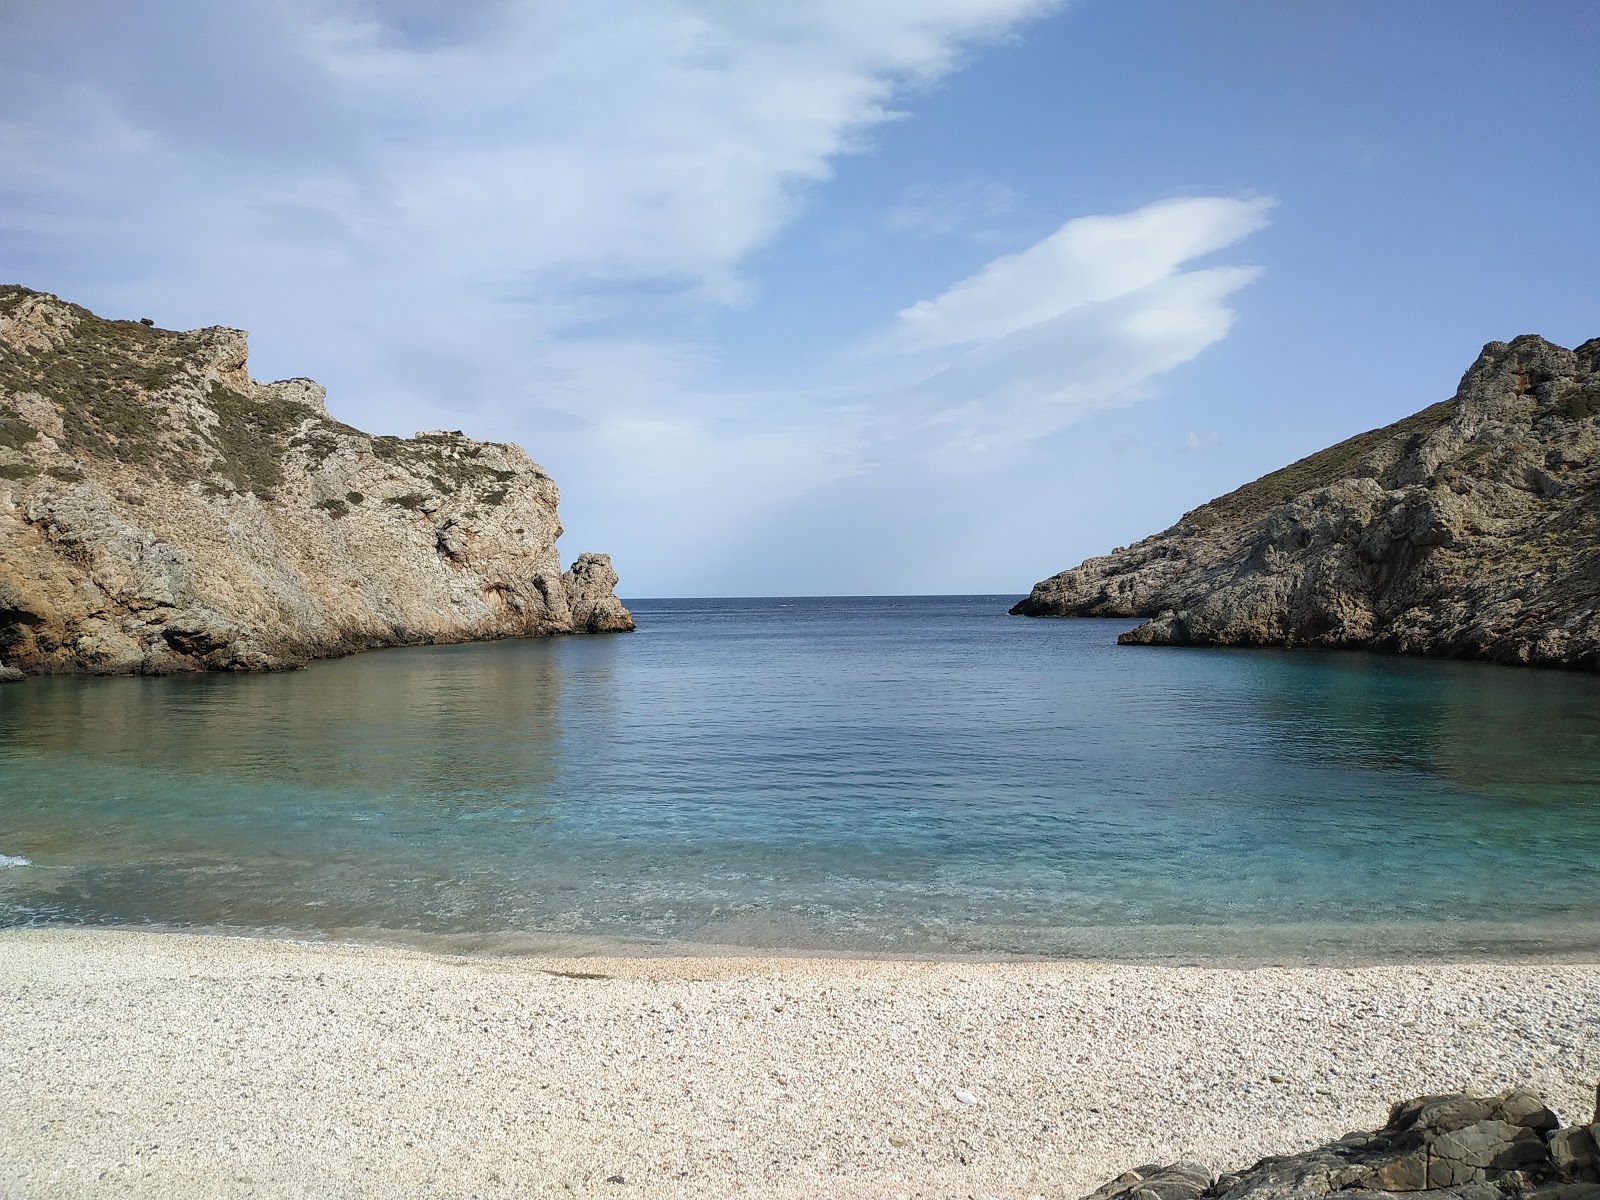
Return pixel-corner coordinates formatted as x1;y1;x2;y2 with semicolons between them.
3;929;1598;1199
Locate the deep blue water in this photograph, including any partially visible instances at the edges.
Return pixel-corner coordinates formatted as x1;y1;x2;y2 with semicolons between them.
2;596;1599;961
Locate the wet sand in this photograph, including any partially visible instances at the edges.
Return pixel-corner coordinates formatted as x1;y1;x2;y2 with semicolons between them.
2;928;1597;1199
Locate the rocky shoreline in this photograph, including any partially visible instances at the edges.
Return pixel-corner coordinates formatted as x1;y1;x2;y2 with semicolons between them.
0;286;631;679
1014;335;1600;671
1086;1087;1600;1200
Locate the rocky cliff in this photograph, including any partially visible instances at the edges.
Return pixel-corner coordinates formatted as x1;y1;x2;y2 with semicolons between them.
0;285;632;679
1013;335;1600;670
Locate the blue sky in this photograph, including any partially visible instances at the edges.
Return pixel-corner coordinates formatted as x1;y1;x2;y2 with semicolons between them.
2;1;1597;596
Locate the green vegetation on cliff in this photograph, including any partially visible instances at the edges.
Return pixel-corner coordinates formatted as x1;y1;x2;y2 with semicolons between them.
1013;335;1600;670
1181;399;1458;532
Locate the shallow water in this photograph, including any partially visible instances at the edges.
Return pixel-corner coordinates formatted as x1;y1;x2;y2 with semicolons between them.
2;596;1599;961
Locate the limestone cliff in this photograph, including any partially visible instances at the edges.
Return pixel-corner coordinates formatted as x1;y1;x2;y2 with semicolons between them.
1013;335;1600;670
0;285;632;679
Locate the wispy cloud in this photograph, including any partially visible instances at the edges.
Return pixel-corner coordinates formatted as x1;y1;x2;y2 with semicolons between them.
856;197;1273;465
884;179;1019;237
0;1;1272;593
572;193;1274;591
0;1;1060;307
889;197;1274;353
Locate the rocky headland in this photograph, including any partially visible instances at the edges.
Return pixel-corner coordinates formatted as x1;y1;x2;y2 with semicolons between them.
1083;1086;1600;1200
0;285;631;679
1013;335;1600;669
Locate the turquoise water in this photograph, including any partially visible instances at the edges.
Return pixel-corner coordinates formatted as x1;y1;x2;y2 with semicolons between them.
2;596;1599;962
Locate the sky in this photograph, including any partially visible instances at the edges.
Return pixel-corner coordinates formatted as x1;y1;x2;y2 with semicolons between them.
2;1;1598;597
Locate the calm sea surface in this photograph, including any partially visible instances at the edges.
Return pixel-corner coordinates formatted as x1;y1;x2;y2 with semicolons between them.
2;596;1599;962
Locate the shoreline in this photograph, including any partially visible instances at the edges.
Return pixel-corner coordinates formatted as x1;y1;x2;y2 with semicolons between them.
7;914;1600;969
5;928;1598;1199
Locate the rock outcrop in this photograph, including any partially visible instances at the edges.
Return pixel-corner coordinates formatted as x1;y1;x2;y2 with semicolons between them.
1083;1086;1600;1200
562;552;636;633
1013;335;1600;670
0;285;632;678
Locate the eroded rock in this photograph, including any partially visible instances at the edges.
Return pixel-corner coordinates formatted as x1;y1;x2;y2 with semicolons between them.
1015;336;1600;671
562;552;635;633
0;286;632;677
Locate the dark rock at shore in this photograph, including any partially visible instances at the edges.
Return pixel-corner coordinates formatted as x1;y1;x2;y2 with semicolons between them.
1082;1087;1600;1200
1014;335;1600;670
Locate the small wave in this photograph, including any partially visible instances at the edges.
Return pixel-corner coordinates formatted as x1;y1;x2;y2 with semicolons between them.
0;854;31;869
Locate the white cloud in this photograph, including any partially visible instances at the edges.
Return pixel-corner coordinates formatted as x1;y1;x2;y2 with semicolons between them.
1184;430;1222;450
855;198;1271;468
0;1;1059;304
0;2;1274;594
889;197;1274;352
562;194;1272;592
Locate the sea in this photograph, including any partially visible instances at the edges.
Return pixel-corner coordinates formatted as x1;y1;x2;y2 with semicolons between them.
2;595;1599;963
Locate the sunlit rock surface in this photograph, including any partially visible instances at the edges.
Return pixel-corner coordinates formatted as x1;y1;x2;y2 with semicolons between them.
1015;336;1600;670
0;285;631;677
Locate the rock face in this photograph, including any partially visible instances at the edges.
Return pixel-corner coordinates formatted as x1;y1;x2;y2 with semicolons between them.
562;552;635;633
0;285;632;678
1083;1087;1600;1200
1013;336;1600;670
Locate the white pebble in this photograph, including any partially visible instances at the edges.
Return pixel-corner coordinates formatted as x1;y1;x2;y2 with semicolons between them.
954;1089;978;1106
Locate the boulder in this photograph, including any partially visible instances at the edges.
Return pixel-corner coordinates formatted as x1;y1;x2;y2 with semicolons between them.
562;552;635;633
1081;1088;1600;1200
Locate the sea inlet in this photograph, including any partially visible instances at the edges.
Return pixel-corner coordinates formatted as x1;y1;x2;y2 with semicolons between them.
2;596;1598;962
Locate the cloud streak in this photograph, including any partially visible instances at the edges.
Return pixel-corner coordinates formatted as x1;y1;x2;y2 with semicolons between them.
890;197;1274;352
0;1;1271;593
858;197;1273;466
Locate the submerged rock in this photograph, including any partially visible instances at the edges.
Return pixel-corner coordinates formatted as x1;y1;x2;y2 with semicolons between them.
0;286;632;677
1081;1087;1600;1200
1014;335;1600;670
